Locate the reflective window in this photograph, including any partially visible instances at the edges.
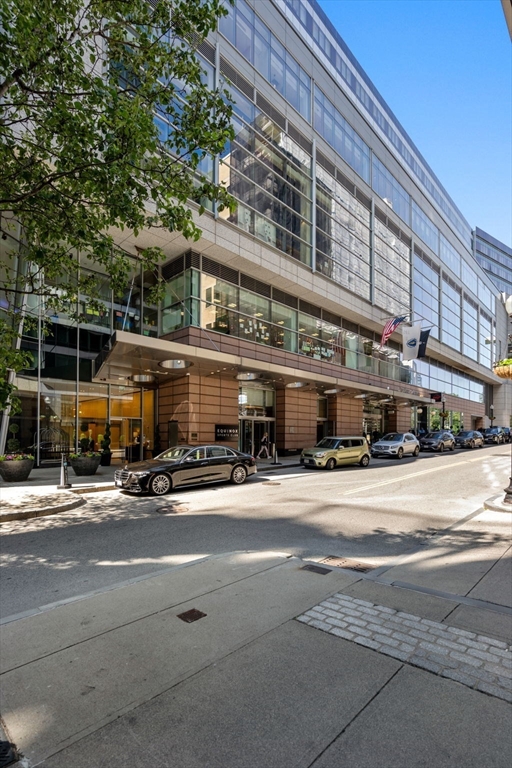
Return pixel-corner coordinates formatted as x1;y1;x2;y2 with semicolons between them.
314;87;370;183
372;157;410;225
441;278;461;352
461;260;478;298
219;0;311;121
479;312;493;368
462;299;478;361
413;254;439;338
412;202;439;255
439;234;461;278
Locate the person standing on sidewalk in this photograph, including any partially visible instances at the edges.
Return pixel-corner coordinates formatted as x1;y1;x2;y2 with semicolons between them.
257;432;270;459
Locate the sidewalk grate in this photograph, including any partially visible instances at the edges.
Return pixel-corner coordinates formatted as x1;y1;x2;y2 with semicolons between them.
177;609;207;623
262;482;281;486
319;556;377;573
301;564;332;575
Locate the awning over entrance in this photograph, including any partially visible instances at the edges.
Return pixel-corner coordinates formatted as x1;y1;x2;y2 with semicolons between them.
93;331;433;405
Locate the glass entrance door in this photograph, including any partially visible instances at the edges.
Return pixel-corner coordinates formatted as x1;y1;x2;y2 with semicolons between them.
239;419;274;457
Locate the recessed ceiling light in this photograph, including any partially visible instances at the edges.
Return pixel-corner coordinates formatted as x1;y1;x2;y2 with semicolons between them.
159;359;191;369
130;374;156;383
236;372;260;381
286;381;306;388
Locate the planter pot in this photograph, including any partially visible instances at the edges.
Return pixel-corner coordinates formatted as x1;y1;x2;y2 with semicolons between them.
100;452;112;467
493;365;512;380
0;459;34;482
69;456;101;476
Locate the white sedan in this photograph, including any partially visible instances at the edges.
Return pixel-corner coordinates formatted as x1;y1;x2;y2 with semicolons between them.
371;432;420;460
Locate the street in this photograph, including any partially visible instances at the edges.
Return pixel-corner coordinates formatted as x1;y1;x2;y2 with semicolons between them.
1;444;511;619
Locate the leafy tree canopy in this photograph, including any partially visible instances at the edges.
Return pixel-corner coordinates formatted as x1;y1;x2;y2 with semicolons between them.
0;0;235;411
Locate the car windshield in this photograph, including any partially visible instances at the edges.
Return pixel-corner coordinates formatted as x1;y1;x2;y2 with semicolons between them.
381;433;403;442
315;438;340;449
429;432;444;438
458;432;471;437
156;447;190;460
485;428;499;434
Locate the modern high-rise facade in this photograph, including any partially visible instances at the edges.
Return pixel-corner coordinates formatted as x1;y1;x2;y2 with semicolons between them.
2;0;510;463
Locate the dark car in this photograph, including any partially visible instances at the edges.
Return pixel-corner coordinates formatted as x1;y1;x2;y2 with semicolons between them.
500;427;511;443
420;431;455;452
455;430;484;449
114;444;257;495
483;427;505;445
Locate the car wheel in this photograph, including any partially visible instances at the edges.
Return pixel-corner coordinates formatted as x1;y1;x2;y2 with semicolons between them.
359;454;370;467
325;458;336;470
450;442;455;451
439;443;444;453
396;448;404;460
413;446;420;457
148;473;172;496
230;465;248;485
470;440;475;449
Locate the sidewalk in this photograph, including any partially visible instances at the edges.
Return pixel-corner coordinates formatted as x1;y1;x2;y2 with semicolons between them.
1;510;511;767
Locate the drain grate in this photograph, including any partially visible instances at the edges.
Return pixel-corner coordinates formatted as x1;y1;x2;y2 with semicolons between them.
301;564;332;575
0;740;16;768
177;609;207;623
262;482;280;486
157;504;188;514
319;556;377;573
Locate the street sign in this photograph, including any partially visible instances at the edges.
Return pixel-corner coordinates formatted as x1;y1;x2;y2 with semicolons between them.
430;392;443;402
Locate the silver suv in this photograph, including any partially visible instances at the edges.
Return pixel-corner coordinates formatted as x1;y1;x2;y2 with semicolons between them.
371;432;420;459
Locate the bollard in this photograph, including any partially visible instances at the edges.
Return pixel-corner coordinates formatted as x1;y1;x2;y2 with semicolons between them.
272;444;281;465
57;452;72;489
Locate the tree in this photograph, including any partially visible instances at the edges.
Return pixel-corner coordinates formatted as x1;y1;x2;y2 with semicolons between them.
0;0;235;411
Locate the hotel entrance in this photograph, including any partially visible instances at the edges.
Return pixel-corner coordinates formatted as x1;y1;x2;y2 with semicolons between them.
240;419;275;458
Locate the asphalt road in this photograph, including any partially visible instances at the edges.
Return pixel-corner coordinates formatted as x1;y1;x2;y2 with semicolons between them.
1;444;510;619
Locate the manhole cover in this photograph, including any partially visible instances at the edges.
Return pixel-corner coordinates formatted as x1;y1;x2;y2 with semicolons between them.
157;505;188;514
262;482;281;486
177;609;207;623
319;556;377;573
301;564;332;575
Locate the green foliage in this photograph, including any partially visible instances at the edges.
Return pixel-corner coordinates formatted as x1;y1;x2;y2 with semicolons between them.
101;422;112;453
0;0;235;411
495;359;512;366
80;436;91;452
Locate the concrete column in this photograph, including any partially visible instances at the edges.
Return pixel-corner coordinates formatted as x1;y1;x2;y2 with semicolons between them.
328;395;363;435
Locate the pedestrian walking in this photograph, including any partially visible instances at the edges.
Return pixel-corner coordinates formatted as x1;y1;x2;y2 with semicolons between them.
257;432;270;458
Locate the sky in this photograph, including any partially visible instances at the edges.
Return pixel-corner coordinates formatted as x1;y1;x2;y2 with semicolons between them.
316;0;512;247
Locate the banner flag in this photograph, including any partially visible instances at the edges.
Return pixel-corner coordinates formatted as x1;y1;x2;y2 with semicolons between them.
381;315;407;347
402;323;422;360
418;329;431;359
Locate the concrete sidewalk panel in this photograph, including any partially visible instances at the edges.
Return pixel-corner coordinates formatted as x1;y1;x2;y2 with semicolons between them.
446;604;512;644
0;551;291;673
341;579;458;621
466;548;512;608
313;664;512;768
1;557;358;764
37;621;401;768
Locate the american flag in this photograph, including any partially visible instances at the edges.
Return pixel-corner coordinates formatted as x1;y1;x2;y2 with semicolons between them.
381;315;407;347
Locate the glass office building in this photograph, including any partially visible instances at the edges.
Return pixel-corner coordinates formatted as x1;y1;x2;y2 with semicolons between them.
2;0;508;462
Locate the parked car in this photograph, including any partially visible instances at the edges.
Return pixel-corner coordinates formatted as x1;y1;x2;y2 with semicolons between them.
420;431;455;452
114;445;257;495
454;430;484;449
482;427;505;444
301;436;370;470
371;432;420;459
500;427;511;443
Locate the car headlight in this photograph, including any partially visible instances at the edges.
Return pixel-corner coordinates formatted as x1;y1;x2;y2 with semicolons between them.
315;452;326;458
130;471;148;479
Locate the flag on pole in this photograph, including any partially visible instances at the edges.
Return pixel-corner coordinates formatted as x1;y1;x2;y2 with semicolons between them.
402;322;422;360
418;329;431;359
381;315;407;347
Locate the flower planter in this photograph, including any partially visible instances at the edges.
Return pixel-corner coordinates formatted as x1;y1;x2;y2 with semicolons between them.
100;452;112;467
0;458;34;483
493;364;512;380
69;456;101;476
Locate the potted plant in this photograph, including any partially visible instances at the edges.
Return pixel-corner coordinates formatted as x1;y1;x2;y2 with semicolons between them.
100;422;112;466
0;424;35;483
493;359;512;379
0;452;35;482
68;451;102;476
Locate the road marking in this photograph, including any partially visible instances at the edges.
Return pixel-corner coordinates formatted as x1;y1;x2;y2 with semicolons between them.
340;452;501;496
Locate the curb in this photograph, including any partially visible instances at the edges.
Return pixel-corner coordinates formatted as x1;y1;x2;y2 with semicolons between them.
0;497;86;523
483;494;512;513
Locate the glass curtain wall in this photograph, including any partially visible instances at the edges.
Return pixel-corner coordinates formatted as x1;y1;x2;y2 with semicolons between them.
219;83;313;266
373;217;411;316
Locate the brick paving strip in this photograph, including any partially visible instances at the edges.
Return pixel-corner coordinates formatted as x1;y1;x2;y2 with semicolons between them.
297;593;512;703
